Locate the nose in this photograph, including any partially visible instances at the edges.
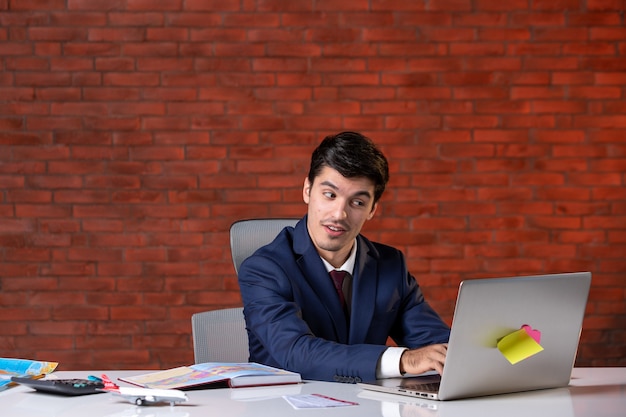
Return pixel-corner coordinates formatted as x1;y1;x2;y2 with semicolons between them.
330;199;348;220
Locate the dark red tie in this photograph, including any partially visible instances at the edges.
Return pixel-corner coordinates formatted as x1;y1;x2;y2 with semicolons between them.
329;270;348;309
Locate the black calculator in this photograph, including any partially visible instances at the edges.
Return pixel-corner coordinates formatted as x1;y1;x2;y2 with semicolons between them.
10;377;105;396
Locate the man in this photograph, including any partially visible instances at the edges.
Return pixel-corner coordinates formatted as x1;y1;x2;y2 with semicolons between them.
237;131;450;383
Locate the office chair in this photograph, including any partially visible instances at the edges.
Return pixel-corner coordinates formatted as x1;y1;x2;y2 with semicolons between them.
191;307;249;363
229;218;299;274
191;218;298;364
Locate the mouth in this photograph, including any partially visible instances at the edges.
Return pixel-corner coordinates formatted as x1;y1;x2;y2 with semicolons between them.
325;223;347;236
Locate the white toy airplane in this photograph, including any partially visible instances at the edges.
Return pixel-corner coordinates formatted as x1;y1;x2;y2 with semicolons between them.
100;374;188;406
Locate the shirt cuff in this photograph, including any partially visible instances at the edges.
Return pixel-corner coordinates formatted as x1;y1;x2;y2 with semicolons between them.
376;347;408;379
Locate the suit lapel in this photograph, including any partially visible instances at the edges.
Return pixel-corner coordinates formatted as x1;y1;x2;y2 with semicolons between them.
293;219;349;342
348;237;378;344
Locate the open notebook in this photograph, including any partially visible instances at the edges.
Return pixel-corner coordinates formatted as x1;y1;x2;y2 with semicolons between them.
358;272;591;401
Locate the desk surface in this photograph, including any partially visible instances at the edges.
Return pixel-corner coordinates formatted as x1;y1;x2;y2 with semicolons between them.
1;368;624;417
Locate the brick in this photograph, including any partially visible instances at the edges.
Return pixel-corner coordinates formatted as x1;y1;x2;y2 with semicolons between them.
87;27;145;42
431;258;483;272
49;57;94;72
428;0;472;11
67;248;123;262
54;190;111;203
74;335;132;350
587;0;626;10
570;86;621;99
182;0;241;10
532;0;581;10
0;321;28;336
15;204;71;218
124;0;179;10
532;100;587;114
570;12;622;25
71;146;128;160
475;0;531;10
130;146;185;160
63;42;120;56
222;13;281;28
552;71;595;85
28;27;87;41
502;115;556;128
27;116;82;130
125;248;167;262
582;57;626;71
451;11;501;25
591;158;626;172
536;155;589;170
511;86;566;99
95;57;135;71
14;72;71;86
36;87;83;101
579;115;626;128
66;0;123;10
136;206;189;220
107;11;162;27
0;117;24;130
0;272;56;289
591;27;626;41
185;290;243;306
507;42;561;55
146;58;197;74
557;230;606;244
15;335;74;351
584;216;626;229
8;0;63;10
140;176;196;191
103;72;160;86
70;204;129;219
49;11;107;25
7;190;52;204
524;57;580;70
474;129;529;142
90;349;153;368
569;173;623;186
5;57;47;71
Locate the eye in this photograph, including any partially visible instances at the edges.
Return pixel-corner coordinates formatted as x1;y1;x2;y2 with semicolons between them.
323;191;336;199
352;199;366;207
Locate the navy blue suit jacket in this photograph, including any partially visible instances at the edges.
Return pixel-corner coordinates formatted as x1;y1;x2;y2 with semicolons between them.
237;216;450;383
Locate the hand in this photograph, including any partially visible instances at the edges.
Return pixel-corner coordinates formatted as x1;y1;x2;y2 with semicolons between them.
399;344;448;376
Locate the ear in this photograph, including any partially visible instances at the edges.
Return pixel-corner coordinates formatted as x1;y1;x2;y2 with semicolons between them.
366;202;378;220
302;177;311;204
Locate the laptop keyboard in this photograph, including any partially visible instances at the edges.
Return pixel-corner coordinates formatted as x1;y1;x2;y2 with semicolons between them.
402;381;441;392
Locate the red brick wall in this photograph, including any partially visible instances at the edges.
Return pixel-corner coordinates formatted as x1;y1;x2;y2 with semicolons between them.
0;1;624;370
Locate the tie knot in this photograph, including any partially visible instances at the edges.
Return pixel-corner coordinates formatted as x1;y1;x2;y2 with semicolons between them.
329;270;347;291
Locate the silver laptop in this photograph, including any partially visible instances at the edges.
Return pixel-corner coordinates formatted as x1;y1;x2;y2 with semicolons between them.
358;272;592;401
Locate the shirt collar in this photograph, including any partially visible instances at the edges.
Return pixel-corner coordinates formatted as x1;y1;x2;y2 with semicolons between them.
321;239;357;275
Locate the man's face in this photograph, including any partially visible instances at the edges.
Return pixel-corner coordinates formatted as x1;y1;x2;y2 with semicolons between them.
303;165;378;268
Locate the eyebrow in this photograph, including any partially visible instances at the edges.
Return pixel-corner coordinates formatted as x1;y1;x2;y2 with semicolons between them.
319;180;373;200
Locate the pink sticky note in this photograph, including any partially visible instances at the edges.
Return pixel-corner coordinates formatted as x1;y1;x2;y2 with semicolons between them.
521;324;541;344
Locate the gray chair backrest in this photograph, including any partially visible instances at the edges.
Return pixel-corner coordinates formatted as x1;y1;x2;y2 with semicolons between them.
229;218;299;275
191;218;299;364
191;307;249;364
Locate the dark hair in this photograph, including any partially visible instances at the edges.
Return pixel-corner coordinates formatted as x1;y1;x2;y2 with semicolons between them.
307;131;389;203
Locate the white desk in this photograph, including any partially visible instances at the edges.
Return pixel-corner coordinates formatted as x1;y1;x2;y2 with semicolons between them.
1;368;624;417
